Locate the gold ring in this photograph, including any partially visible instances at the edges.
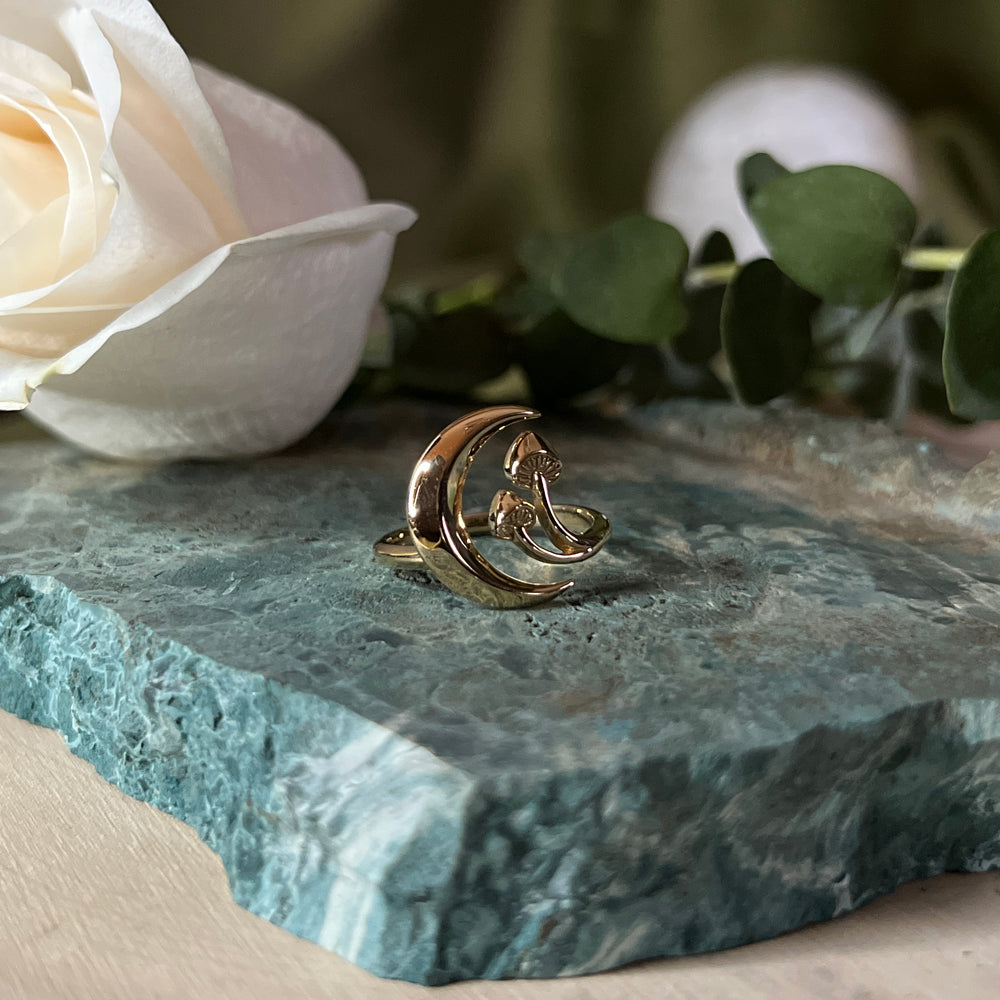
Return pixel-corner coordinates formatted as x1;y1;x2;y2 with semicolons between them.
373;406;611;608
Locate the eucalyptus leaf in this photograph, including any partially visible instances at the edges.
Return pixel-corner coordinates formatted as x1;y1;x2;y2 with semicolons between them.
495;280;559;330
433;273;504;314
745;164;917;307
721;259;815;405
518;231;576;288
391;304;513;395
516;310;632;404
519;215;689;344
696;229;736;266
674;230;733;364
943;228;1000;419
909;305;971;422
738;152;789;204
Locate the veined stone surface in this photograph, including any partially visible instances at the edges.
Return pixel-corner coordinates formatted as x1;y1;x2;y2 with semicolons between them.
0;400;999;985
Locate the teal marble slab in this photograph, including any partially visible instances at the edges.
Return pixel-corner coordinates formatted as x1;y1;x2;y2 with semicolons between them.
1;400;999;984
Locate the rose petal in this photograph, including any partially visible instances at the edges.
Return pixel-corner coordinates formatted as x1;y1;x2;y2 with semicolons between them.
24;202;416;457
0;5;248;320
0;347;61;406
0;99;67;246
70;0;245;238
0;2;80;87
0;194;69;310
0;65;108;289
0;32;73;95
193;61;367;235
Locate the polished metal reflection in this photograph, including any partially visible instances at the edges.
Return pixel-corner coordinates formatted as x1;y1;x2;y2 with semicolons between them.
373;406;611;608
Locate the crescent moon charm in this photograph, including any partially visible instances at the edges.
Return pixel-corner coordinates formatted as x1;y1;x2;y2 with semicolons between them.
374;406;611;609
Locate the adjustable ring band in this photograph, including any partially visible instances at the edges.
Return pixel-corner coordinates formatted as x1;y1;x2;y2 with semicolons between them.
374;503;610;569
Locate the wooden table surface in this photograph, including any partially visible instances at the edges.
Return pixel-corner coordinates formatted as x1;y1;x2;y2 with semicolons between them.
1;706;998;1000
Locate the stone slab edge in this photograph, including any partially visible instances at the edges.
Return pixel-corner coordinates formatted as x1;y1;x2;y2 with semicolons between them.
3;573;1000;984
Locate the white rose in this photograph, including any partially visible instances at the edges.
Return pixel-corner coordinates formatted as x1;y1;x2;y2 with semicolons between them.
647;64;920;260
0;0;415;460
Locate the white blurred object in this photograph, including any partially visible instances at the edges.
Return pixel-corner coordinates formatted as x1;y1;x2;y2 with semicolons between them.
647;64;921;260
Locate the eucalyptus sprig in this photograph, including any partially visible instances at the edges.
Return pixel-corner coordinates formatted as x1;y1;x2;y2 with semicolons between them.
376;152;997;425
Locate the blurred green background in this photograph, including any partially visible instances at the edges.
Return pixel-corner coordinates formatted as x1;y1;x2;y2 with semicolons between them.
154;0;1000;282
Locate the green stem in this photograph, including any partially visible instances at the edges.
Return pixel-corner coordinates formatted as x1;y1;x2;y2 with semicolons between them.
685;246;968;291
903;246;967;272
685;261;738;290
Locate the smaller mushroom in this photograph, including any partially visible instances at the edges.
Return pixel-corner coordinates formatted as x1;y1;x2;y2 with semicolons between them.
488;489;537;540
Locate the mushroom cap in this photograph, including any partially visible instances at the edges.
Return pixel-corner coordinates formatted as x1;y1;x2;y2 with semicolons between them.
505;431;563;488
489;489;537;539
